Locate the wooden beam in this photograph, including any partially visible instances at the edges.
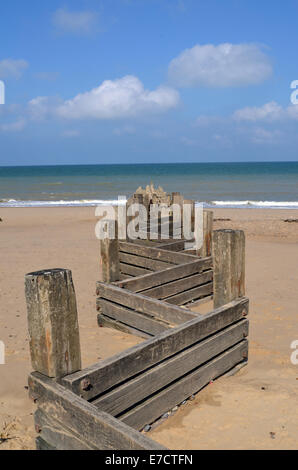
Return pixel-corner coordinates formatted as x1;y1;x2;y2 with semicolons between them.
99;220;120;283
120;340;248;430
97;314;152;339
29;372;164;450
165;282;213;305
113;257;212;292
98;298;171;335
157;240;186;251
197;210;213;258
119;251;173;271
25;268;81;379
96;283;197;325
119;241;198;265
93;320;248;416
62;297;249;400
213;229;245;308
140;270;212;300
120;263;151;277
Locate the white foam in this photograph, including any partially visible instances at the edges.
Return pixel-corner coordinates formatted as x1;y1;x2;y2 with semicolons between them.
209;200;298;209
0;199;127;207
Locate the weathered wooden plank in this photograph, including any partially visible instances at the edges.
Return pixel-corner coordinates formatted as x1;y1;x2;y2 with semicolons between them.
120;340;248;430
157;240;186;251
35;408;96;450
98;298;171;335
119;241;198;265
185;295;213;309
97;314;152;339
97;283;197;325
29;372;165;450
120;262;151;277
141;270;213;300
62;297;249;400
93;320;248;416
113;258;212;292
197;210;213;258
36;436;55;450
119;252;173;271
119;273;134;280
99;220;120;283
165;282;213;305
25;268;81;379
213;229;245;308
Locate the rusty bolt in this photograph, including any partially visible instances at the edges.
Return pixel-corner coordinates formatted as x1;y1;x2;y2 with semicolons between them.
35;424;41;433
81;378;91;391
96;289;100;296
242;309;248;317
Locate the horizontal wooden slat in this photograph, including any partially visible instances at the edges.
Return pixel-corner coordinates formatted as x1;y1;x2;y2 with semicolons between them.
119;252;172;271
119;273;134;280
114;258;212;292
35;408;96;450
93;320;248;416
165;282;213;305
119;241;199;265
97;314;152;339
62;297;249;400
98;298;171;335
185;295;213;309
156;240;186;251
29;372;164;450
120;262;151;277
120;340;248;430
141;270;213;300
97;283;197;325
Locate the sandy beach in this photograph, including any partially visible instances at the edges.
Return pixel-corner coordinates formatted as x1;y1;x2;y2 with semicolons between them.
0;207;297;450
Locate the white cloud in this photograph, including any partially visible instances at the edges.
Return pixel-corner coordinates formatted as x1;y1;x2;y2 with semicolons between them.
0;59;28;79
55;75;179;119
0;119;26;132
251;127;282;144
233;101;298;122
53;8;98;35
168;43;272;87
233;101;283;121
28;96;62;121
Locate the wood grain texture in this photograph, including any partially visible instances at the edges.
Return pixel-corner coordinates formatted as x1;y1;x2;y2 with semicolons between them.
25;268;81;379
62;297;248;400
97;283;197;324
29;372;165;450
93;320;248;416
120;340;248;430
114;257;212;292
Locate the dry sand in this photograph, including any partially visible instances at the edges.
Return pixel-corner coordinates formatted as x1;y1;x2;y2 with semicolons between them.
0;207;297;450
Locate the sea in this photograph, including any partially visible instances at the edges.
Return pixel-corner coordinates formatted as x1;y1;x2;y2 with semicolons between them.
0;162;298;209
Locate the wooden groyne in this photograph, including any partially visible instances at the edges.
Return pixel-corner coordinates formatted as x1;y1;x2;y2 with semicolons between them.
25;187;248;450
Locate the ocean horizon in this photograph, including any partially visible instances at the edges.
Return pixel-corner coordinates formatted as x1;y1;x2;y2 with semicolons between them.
1;161;298;209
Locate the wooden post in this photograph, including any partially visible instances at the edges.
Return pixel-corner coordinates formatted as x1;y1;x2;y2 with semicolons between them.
197;210;213;258
213;229;245;308
99;220;120;282
25;268;81;379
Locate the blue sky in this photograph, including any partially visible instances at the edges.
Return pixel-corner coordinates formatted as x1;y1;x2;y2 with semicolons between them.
1;0;298;165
